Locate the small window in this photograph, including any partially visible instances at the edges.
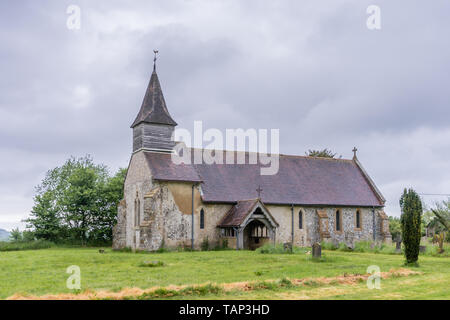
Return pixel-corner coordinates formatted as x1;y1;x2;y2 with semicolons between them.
335;210;341;231
299;210;303;229
356;210;361;229
134;197;140;227
200;209;205;229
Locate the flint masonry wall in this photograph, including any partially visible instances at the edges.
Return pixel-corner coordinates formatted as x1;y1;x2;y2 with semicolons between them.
113;150;389;250
260;206;380;248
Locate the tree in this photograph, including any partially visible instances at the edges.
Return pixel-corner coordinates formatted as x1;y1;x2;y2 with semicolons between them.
388;216;401;240
9;228;22;242
399;188;422;264
59;166;100;244
89;168;127;242
26;155;126;245
26;191;61;242
306;149;340;158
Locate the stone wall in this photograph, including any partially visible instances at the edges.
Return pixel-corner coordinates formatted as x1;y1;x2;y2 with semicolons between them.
113;150;390;250
112;199;127;249
114;150;155;249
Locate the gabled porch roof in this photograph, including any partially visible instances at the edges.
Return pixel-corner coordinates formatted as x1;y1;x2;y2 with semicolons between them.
217;198;278;228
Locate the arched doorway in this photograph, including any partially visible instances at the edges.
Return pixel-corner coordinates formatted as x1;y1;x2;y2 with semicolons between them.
218;199;278;250
243;215;271;250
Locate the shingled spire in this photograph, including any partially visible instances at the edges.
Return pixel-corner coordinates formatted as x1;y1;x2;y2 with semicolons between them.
131;69;177;128
131;54;177;153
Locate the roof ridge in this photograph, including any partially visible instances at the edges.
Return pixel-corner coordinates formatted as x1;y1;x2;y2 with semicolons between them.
187;147;353;162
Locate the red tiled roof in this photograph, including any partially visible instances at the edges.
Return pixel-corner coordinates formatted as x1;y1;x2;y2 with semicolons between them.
143;150;384;207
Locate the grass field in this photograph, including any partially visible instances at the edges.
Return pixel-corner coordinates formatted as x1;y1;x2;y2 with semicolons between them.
0;248;449;299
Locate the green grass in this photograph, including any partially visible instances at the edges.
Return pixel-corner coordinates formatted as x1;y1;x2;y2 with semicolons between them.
0;247;449;299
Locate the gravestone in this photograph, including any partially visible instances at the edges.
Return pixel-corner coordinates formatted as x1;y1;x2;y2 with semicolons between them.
312;242;321;259
283;242;292;253
395;236;402;253
419;245;427;253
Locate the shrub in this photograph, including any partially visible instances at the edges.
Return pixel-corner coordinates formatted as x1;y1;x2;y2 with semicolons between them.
320;241;338;250
278;278;293;287
400;188;422;264
337;242;352;252
256;243;310;254
0;240;54;251
201;237;210;251
138;261;164;268
222;239;228;249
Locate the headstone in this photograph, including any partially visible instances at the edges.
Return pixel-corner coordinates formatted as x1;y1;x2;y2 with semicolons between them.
419;245;427;253
283;242;292;252
312;242;321;259
395;238;402;253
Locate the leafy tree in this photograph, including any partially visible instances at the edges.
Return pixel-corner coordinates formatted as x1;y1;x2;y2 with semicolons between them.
306;148;340;158
431;201;450;232
388;216;401;241
9;228;22;242
26;191;61;242
399;188;422;264
59;166;101;244
26;155;126;245
89;168;127;242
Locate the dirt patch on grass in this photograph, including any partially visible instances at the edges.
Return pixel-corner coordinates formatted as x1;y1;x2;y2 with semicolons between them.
7;268;421;300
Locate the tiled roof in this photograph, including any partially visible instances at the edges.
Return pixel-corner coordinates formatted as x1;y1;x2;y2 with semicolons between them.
143;150;384;207
217;199;258;227
144;152;201;182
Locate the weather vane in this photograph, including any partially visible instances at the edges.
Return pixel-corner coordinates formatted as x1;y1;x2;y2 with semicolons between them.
153;49;159;71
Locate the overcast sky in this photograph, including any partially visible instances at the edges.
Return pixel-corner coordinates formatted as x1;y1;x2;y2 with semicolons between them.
1;0;450;230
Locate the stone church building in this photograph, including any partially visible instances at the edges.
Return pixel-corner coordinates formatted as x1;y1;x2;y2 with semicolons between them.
112;65;391;251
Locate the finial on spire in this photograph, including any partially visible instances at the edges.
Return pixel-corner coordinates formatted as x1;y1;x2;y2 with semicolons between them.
352;147;358;159
153;49;159;72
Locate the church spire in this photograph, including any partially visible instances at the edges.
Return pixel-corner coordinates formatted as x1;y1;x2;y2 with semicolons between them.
131;53;177;128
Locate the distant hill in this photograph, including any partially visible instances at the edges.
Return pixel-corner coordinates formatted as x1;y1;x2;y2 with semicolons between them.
0;228;10;241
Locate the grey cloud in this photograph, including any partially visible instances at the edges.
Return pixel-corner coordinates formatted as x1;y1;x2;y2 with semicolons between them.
1;0;450;229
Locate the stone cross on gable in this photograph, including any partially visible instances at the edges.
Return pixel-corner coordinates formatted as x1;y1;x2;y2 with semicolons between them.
256;185;263;199
352;147;358;158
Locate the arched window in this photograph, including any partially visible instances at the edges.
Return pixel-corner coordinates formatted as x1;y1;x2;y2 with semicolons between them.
356;210;361;229
335;210;341;231
134;193;140;227
299;210;303;229
200;209;205;229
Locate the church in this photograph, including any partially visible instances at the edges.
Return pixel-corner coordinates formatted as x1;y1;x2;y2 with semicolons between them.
112;62;391;251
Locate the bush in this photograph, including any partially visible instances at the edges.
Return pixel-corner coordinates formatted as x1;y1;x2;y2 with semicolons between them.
256;243;308;254
138;261;164;268
320;241;338;250
0;240;54;251
337;242;352;252
201;237;209;251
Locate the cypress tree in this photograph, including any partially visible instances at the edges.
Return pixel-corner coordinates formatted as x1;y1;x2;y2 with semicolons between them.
399;188;422;264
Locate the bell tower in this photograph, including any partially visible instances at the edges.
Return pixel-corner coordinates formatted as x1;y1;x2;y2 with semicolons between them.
131;51;177;153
